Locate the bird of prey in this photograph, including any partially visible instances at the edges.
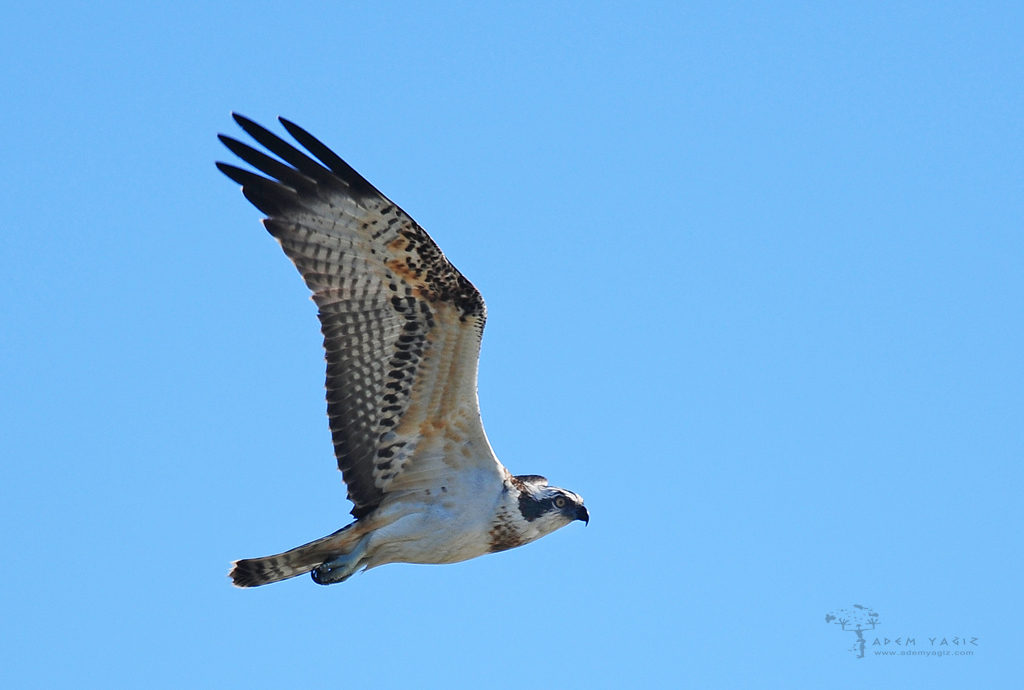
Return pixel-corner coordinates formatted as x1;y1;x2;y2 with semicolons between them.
217;115;588;587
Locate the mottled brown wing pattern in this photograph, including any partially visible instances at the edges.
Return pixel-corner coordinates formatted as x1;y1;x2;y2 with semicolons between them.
218;115;487;518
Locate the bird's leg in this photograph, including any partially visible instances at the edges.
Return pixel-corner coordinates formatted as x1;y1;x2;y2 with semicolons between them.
311;534;370;585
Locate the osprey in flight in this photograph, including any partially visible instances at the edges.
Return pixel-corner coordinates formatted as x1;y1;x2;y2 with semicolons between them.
218;115;588;587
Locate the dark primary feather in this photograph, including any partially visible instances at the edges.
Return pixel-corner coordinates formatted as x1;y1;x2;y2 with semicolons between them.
278;117;383;200
215;162;302;216
218;115;486;518
230;113;336;183
218;135;317;193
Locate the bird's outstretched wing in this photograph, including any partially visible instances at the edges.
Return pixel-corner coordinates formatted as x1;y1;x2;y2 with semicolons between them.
218;115;502;518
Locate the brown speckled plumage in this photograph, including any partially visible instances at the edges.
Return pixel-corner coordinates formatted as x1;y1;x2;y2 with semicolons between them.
488;505;524;553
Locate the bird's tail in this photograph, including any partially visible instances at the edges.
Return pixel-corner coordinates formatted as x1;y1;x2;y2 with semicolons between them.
229;523;359;588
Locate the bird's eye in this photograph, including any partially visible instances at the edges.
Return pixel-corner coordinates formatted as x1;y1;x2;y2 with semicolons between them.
554;497;567;508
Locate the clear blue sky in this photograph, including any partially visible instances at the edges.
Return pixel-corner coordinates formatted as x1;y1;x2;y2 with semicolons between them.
2;1;1020;687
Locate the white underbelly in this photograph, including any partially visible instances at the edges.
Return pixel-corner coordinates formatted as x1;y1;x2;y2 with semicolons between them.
363;500;496;567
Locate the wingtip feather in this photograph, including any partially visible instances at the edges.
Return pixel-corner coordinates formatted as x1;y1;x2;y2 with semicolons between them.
277;117;381;200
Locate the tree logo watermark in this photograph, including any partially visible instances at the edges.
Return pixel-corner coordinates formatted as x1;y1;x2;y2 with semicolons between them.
824;606;979;658
825;605;879;658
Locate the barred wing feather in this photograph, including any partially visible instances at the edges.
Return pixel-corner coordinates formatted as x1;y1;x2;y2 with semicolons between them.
218;115;503;518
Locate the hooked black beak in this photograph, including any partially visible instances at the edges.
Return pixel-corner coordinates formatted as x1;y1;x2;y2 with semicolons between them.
575;505;589;525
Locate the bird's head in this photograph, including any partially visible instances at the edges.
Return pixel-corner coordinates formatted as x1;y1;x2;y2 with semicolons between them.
512;474;589;535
